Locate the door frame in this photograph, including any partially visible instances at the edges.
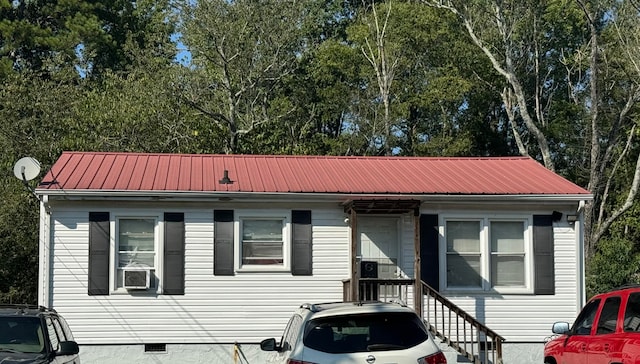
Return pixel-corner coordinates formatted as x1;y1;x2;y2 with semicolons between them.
343;199;422;314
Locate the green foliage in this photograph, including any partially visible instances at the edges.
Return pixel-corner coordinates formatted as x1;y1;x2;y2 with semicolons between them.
0;0;92;76
0;179;39;304
0;0;176;79
586;190;640;299
0;0;180;303
179;0;341;153
586;236;640;299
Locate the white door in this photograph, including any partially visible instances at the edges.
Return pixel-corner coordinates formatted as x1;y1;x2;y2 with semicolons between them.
357;216;400;279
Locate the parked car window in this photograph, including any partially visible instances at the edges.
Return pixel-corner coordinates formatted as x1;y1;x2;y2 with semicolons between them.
572;299;601;335
45;317;61;350
624;292;640;332
57;316;75;340
303;312;428;354
280;314;302;352
596;296;621;334
0;317;44;353
52;316;69;341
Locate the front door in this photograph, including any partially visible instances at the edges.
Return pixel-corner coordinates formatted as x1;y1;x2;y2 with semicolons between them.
357;216;400;279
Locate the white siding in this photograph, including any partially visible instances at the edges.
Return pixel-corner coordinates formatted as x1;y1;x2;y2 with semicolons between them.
42;202;582;346
45;204;350;345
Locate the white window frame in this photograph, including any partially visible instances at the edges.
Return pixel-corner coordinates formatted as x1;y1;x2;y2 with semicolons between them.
235;210;291;273
110;212;163;293
440;214;533;294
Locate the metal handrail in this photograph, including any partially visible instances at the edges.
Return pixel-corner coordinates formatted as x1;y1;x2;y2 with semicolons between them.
422;281;504;364
341;278;505;364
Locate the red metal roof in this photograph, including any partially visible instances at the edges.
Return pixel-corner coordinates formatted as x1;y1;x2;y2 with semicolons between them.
36;152;591;196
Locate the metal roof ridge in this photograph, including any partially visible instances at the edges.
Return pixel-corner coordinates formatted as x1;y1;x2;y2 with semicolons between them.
60;151;533;161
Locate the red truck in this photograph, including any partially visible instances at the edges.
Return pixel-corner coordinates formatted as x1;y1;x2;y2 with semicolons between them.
544;285;640;364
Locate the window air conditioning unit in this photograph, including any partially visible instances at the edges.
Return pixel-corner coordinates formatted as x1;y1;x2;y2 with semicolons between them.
123;268;150;290
360;261;378;278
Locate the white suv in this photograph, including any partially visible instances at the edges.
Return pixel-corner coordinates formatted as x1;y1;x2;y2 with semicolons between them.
260;301;447;364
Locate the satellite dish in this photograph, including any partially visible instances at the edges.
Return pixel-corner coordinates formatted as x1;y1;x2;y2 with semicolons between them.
13;157;41;182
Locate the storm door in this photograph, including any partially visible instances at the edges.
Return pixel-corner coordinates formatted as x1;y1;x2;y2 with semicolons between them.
357;216;401;279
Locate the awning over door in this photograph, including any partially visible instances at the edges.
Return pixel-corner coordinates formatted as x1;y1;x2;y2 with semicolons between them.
343;199;421;215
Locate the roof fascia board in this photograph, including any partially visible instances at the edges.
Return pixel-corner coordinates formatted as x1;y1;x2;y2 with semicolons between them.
37;189;592;203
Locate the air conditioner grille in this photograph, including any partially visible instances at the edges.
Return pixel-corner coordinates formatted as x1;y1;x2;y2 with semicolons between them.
123;269;149;289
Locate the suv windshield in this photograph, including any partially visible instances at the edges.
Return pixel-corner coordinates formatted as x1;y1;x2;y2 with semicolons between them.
303;312;428;354
0;317;45;354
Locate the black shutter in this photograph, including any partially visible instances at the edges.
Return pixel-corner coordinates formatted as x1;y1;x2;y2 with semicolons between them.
291;210;312;276
420;214;439;291
164;213;185;295
88;212;110;296
534;215;555;295
214;210;234;276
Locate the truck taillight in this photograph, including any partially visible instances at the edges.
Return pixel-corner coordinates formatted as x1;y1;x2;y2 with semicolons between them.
418;351;447;364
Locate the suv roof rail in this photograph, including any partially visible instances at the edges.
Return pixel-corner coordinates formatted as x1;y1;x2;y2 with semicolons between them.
300;303;319;312
388;299;407;307
300;300;408;313
615;284;640;290
0;304;56;313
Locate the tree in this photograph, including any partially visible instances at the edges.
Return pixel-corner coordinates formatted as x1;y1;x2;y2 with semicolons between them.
0;0;176;80
0;0;97;78
0;0;180;303
179;0;327;154
349;1;400;156
345;0;502;156
578;0;640;258
0;71;81;304
424;0;640;259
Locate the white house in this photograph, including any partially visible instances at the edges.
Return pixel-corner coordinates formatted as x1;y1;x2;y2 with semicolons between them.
34;152;592;363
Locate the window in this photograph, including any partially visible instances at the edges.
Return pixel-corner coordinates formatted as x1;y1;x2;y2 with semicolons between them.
303;312;428;354
490;221;525;287
215;209;311;275
572;299;601;335
443;217;531;292
446;221;482;288
89;211;185;296
236;211;290;271
116;217;157;289
596;296;621;334
624;293;640;332
241;219;284;265
280;314;303;352
45;317;61;350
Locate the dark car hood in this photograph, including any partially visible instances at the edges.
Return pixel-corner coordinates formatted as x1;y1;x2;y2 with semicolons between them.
0;352;49;364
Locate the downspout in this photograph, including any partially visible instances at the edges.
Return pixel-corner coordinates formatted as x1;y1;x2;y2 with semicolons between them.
38;195;51;307
576;200;586;309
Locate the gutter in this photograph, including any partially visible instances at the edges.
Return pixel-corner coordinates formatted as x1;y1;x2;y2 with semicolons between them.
36;189;593;203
